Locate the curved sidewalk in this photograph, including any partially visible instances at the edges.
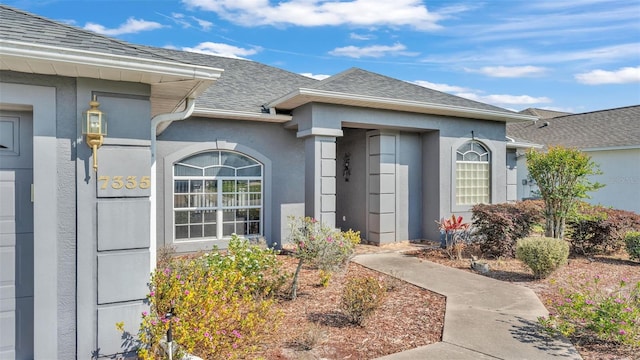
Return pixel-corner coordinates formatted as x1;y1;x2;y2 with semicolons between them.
353;252;583;360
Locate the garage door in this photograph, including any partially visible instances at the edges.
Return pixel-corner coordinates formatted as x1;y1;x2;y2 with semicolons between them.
0;111;34;359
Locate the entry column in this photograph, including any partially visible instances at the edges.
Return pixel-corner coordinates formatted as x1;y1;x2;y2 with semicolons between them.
367;131;398;245
299;129;343;228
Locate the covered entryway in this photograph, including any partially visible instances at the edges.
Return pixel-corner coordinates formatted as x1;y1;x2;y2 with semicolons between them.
0;110;34;359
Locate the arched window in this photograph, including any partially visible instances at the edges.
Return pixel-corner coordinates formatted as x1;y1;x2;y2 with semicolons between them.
173;151;262;241
456;141;490;205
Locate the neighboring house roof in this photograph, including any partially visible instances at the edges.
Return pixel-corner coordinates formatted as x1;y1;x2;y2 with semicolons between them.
267;68;537;123
0;5;223;116
507;105;640;150
519;108;573;119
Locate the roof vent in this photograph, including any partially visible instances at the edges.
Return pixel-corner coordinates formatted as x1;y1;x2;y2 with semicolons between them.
538;121;550;128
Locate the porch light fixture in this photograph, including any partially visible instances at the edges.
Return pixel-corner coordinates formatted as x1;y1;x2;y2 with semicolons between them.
83;95;107;171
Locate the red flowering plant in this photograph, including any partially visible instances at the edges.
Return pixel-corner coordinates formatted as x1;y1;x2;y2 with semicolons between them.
436;215;472;260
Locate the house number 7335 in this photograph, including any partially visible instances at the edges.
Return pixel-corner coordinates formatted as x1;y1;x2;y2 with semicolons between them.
98;175;151;190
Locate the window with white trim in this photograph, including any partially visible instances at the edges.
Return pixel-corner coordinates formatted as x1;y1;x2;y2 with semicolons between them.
173;151;262;241
456;141;490;205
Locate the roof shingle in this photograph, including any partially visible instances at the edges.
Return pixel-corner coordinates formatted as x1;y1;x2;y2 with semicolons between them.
507;105;640;149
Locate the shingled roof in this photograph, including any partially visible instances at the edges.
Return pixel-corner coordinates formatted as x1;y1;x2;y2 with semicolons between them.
507;105;640;149
0;5;180;63
519;108;573;119
309;68;513;114
142;46;317;114
0;5;224;116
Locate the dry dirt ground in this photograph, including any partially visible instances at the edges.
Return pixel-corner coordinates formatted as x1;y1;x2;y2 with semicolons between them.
259;242;638;360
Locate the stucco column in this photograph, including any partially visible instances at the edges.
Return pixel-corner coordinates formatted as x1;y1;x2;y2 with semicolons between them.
298;129;343;228
367;131;398;245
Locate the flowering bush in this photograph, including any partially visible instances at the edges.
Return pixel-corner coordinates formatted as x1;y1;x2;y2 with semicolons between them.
539;277;640;347
287;216;356;299
133;235;283;359
342;229;362;247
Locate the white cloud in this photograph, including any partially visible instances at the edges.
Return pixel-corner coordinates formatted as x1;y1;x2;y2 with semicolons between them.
422;42;640;66
157;12;213;31
412;80;470;93
182;42;261;59
182;0;442;30
411;79;552;107
458;92;552;105
191;16;213;31
469;65;548;78
575;66;640;85
329;43;418;58
350;32;375;40
84;17;164;36
300;73;331;80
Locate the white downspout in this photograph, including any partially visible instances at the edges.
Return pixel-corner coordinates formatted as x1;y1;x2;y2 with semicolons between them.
149;98;196;271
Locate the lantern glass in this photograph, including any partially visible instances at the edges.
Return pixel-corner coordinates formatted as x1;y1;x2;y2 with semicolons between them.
83;110;107;136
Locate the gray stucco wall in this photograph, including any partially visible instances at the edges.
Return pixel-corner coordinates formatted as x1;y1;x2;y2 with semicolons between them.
309;103;507;242
75;78;153;359
398;132;423;240
1;71;77;359
336;129;367;236
438;119;507;227
156;117;305;251
422;131;441;241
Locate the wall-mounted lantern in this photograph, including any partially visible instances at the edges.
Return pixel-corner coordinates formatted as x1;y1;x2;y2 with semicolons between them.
82;95;107;171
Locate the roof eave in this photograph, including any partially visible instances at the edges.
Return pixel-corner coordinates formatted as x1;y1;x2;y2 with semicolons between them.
266;88;538;123
0;40;223;115
192;107;293;123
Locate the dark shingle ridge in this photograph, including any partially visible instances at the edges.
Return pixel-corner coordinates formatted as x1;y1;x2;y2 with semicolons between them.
507;105;640;149
307;67;515;114
519;108;573;119
550;105;640;119
0;5;191;65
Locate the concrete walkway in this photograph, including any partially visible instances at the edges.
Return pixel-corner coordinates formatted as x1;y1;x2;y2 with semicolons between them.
353;252;583;360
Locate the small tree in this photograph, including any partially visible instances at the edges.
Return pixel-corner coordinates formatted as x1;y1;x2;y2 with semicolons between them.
526;146;603;239
287;217;355;300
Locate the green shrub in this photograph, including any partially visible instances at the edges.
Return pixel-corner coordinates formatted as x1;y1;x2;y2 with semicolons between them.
625;231;640;261
204;235;288;297
516;237;569;278
133;236;283;359
567;203;640;256
340;276;386;326
539;277;640;348
472;200;544;258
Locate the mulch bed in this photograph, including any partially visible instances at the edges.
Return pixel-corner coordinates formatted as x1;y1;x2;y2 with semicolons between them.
410;244;640;360
257;255;446;359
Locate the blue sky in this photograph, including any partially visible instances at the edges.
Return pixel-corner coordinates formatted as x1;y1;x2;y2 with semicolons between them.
6;0;640;113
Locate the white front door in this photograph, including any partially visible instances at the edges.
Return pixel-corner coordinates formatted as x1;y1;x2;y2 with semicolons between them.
0;111;34;359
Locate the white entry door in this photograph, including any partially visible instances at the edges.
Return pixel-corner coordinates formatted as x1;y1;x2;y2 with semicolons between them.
0;111;34;359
